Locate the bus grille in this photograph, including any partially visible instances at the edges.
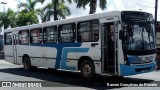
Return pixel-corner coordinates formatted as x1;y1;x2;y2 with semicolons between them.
131;59;152;64
128;55;154;65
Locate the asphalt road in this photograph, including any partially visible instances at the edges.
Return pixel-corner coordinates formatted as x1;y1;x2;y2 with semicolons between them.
0;60;160;90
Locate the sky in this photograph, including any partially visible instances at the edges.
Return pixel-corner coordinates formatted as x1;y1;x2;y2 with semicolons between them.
0;0;160;33
0;0;159;19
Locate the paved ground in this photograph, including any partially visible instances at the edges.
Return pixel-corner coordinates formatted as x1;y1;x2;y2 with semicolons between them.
0;60;160;90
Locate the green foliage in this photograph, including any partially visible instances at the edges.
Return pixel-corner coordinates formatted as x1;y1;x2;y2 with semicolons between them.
0;0;72;29
0;8;16;29
16;11;38;26
74;0;107;14
17;0;44;26
36;8;49;23
41;0;71;21
18;0;45;12
58;2;71;19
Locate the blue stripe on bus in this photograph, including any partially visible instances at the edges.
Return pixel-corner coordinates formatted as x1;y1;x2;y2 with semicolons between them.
127;56;139;64
120;63;155;76
61;48;89;70
31;43;83;69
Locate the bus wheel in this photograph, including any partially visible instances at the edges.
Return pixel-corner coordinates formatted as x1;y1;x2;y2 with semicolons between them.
23;56;31;71
80;60;95;80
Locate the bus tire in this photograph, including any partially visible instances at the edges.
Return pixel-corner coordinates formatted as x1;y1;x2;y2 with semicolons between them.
23;56;31;71
80;60;95;80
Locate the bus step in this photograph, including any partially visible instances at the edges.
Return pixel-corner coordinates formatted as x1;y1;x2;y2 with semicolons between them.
101;73;116;76
108;63;114;66
108;59;114;61
107;66;115;68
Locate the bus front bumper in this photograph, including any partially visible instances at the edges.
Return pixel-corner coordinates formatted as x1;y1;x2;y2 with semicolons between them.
120;62;156;76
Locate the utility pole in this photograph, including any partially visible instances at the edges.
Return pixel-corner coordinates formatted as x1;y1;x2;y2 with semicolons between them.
155;0;158;31
0;2;7;33
0;2;7;12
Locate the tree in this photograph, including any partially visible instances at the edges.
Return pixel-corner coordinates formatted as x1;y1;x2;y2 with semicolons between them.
74;0;107;14
18;0;45;12
0;8;16;29
16;11;38;26
43;0;71;21
36;8;50;23
17;0;44;25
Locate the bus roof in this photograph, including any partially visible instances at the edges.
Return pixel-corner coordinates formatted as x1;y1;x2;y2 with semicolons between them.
4;10;150;32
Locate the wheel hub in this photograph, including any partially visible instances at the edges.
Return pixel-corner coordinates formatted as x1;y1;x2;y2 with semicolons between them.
83;64;91;77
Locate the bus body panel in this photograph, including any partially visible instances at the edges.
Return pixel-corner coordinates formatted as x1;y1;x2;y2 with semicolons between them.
3;10;156;77
120;54;156;76
44;47;57;68
76;42;101;74
18;45;44;67
4;45;14;63
117;24;125;75
76;42;101;61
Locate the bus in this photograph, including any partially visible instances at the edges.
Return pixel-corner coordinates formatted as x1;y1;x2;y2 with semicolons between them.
0;34;3;52
156;21;160;69
4;10;156;80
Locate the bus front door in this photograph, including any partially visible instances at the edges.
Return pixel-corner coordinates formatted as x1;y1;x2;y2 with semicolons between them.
100;17;119;74
12;33;19;64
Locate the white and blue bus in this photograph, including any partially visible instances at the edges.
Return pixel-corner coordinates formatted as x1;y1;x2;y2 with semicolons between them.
4;10;156;79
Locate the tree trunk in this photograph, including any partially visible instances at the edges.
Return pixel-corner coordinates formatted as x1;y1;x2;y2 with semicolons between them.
89;0;97;14
54;0;58;20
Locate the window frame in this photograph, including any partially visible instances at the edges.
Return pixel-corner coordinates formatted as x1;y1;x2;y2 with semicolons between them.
4;32;12;45
58;23;76;43
43;26;57;44
19;30;29;45
30;28;43;44
77;19;99;42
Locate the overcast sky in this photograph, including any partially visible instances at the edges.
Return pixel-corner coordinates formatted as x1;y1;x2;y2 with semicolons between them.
0;0;159;33
0;0;159;19
0;0;160;29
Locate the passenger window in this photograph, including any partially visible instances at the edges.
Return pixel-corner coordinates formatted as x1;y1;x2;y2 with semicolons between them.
19;30;29;45
43;26;57;43
58;23;75;42
30;28;42;44
4;32;12;45
77;20;99;42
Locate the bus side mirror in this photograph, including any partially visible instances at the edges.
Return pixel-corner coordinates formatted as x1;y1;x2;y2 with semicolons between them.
119;30;124;40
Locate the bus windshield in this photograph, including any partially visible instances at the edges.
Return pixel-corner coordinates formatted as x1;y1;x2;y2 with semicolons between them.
121;11;156;53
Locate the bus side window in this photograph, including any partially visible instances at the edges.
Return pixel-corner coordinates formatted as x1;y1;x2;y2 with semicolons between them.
77;20;99;42
30;28;42;44
19;30;29;45
4;32;12;45
58;23;75;42
43;26;57;43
